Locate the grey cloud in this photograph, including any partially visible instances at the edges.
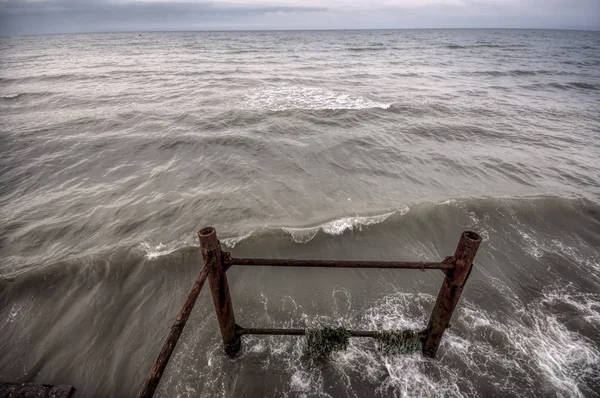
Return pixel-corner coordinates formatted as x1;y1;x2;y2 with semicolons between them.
0;0;327;35
0;0;598;36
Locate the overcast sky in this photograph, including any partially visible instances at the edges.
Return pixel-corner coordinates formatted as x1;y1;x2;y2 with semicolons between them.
0;0;598;36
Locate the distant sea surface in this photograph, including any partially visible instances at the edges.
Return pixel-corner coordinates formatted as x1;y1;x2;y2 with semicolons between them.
1;30;599;397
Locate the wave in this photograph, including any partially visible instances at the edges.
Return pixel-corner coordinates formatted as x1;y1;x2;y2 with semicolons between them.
224;49;262;54
566;82;599;90
445;43;527;49
3;195;598;278
136;210;401;258
238;84;390;111
136;209;404;258
4;194;599;397
1;93;23;100
523;82;599;91
562;60;600;67
138;195;600;259
391;72;421;78
465;70;569;77
347;47;387;52
0;73;111;84
0;92;54;101
281;210;399;243
138;232;199;259
223;209;406;248
139;241;182;259
387;102;454;117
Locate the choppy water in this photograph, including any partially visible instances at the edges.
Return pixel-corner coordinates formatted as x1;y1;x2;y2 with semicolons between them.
1;29;600;397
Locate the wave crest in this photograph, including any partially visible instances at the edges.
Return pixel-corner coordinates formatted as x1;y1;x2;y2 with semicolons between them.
220;209;404;249
282;211;398;243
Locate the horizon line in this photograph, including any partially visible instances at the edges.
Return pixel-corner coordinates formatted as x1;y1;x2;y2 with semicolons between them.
3;26;599;38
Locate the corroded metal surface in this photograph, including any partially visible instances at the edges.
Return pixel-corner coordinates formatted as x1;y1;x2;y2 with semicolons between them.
422;231;482;358
224;257;452;270
236;326;426;339
199;227;240;356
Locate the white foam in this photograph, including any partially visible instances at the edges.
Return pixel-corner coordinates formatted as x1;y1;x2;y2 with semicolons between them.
457;290;599;397
231;287;598;397
518;230;544;259
138;208;405;256
239;84;390;111
139;241;181;259
543;291;600;326
289;371;312;393
7;302;24;323
511;220;600;283
139;233;198;260
282;211;396;243
157;278;599;397
221;234;251;248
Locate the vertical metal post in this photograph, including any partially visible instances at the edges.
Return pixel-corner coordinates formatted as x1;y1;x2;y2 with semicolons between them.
198;227;241;356
422;231;481;358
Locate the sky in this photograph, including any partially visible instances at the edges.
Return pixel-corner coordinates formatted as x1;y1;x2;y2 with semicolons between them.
0;0;599;36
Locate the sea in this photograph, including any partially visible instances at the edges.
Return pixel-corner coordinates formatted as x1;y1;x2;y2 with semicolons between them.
0;29;599;397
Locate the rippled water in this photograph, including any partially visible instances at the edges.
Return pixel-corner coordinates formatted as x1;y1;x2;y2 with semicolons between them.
1;30;599;397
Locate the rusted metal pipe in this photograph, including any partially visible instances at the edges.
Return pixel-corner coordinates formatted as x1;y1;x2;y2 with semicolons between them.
236;326;425;339
199;227;241;356
237;327;372;336
224;257;452;270
422;231;481;358
137;265;210;398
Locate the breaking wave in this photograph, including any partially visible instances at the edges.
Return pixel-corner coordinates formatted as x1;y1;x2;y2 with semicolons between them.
280;210;399;243
139;210;400;257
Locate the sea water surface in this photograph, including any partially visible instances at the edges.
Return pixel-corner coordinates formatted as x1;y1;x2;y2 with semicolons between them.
1;29;599;397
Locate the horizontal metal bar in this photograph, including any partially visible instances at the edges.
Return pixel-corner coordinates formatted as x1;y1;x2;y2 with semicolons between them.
227;257;453;270
236;327;376;337
236;327;426;338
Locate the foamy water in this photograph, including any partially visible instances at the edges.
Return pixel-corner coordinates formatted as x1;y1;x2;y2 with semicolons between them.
240;84;391;111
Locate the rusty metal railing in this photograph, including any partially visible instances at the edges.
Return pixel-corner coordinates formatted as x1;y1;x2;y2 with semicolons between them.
137;227;481;398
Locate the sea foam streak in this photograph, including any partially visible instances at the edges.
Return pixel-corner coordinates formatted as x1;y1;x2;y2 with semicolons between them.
240;84;390;111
